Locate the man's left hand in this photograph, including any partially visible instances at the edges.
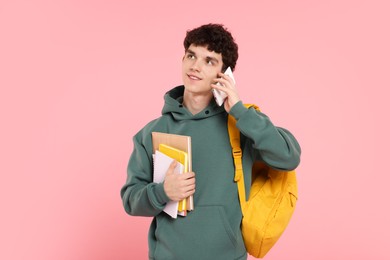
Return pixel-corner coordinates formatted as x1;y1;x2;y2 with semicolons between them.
211;72;241;113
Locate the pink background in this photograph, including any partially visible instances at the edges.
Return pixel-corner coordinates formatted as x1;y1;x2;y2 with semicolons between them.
1;0;389;259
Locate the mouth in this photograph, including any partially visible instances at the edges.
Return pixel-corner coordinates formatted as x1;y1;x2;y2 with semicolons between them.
187;74;202;81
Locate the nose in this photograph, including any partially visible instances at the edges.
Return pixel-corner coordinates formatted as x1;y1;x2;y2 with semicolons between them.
190;59;201;72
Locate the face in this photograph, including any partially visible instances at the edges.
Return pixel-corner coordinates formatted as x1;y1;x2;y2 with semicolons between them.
182;44;224;95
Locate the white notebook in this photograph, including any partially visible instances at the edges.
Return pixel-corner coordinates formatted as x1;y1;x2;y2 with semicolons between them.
153;150;184;218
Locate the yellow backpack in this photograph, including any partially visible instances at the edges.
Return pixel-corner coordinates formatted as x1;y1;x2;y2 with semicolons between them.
228;104;298;258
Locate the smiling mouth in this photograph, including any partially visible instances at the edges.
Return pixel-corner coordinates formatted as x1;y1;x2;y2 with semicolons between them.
187;74;201;80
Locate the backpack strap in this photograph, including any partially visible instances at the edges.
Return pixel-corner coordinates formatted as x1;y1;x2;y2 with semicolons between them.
227;103;260;214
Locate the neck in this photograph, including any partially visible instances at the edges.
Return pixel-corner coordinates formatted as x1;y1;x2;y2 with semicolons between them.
182;89;213;115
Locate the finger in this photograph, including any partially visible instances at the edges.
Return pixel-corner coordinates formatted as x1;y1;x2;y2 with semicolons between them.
218;72;234;84
167;160;177;173
186;171;195;176
182;178;196;186
181;171;196;179
214;76;228;84
181;178;196;189
211;82;231;95
181;182;195;192
214;78;234;90
183;187;196;197
211;80;226;89
218;72;228;78
186;183;196;191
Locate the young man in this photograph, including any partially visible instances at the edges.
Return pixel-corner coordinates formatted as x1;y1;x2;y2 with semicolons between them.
121;24;301;260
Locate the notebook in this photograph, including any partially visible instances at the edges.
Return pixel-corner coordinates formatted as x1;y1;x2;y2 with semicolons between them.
152;132;193;211
153;150;184;218
159;144;188;213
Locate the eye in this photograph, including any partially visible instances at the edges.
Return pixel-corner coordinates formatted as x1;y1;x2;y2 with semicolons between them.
187;54;195;59
206;59;215;66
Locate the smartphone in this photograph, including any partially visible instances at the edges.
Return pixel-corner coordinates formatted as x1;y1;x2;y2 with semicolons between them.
212;67;236;106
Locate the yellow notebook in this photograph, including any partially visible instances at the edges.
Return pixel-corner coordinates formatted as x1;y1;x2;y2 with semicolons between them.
159;144;188;213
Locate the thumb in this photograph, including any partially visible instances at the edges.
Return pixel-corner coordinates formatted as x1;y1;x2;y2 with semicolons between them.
167;160;177;174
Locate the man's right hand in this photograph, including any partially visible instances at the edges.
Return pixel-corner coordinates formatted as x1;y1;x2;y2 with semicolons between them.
163;161;196;201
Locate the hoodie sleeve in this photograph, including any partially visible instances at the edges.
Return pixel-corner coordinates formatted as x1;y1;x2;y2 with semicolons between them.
120;132;171;216
229;101;301;171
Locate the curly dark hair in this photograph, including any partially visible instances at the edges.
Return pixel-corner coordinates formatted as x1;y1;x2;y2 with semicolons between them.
183;24;239;72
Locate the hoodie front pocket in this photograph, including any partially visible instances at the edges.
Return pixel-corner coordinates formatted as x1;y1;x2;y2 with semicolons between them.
154;205;240;260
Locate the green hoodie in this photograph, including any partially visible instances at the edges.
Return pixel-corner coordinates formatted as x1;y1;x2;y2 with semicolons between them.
121;86;301;260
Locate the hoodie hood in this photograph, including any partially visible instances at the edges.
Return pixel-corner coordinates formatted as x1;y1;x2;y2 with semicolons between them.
162;85;226;121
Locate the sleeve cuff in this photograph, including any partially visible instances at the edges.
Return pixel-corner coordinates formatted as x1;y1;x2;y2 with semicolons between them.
154;182;171;205
229;101;248;120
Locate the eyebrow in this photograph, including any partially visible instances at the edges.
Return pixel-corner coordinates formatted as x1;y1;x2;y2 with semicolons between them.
186;49;195;55
206;56;219;64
